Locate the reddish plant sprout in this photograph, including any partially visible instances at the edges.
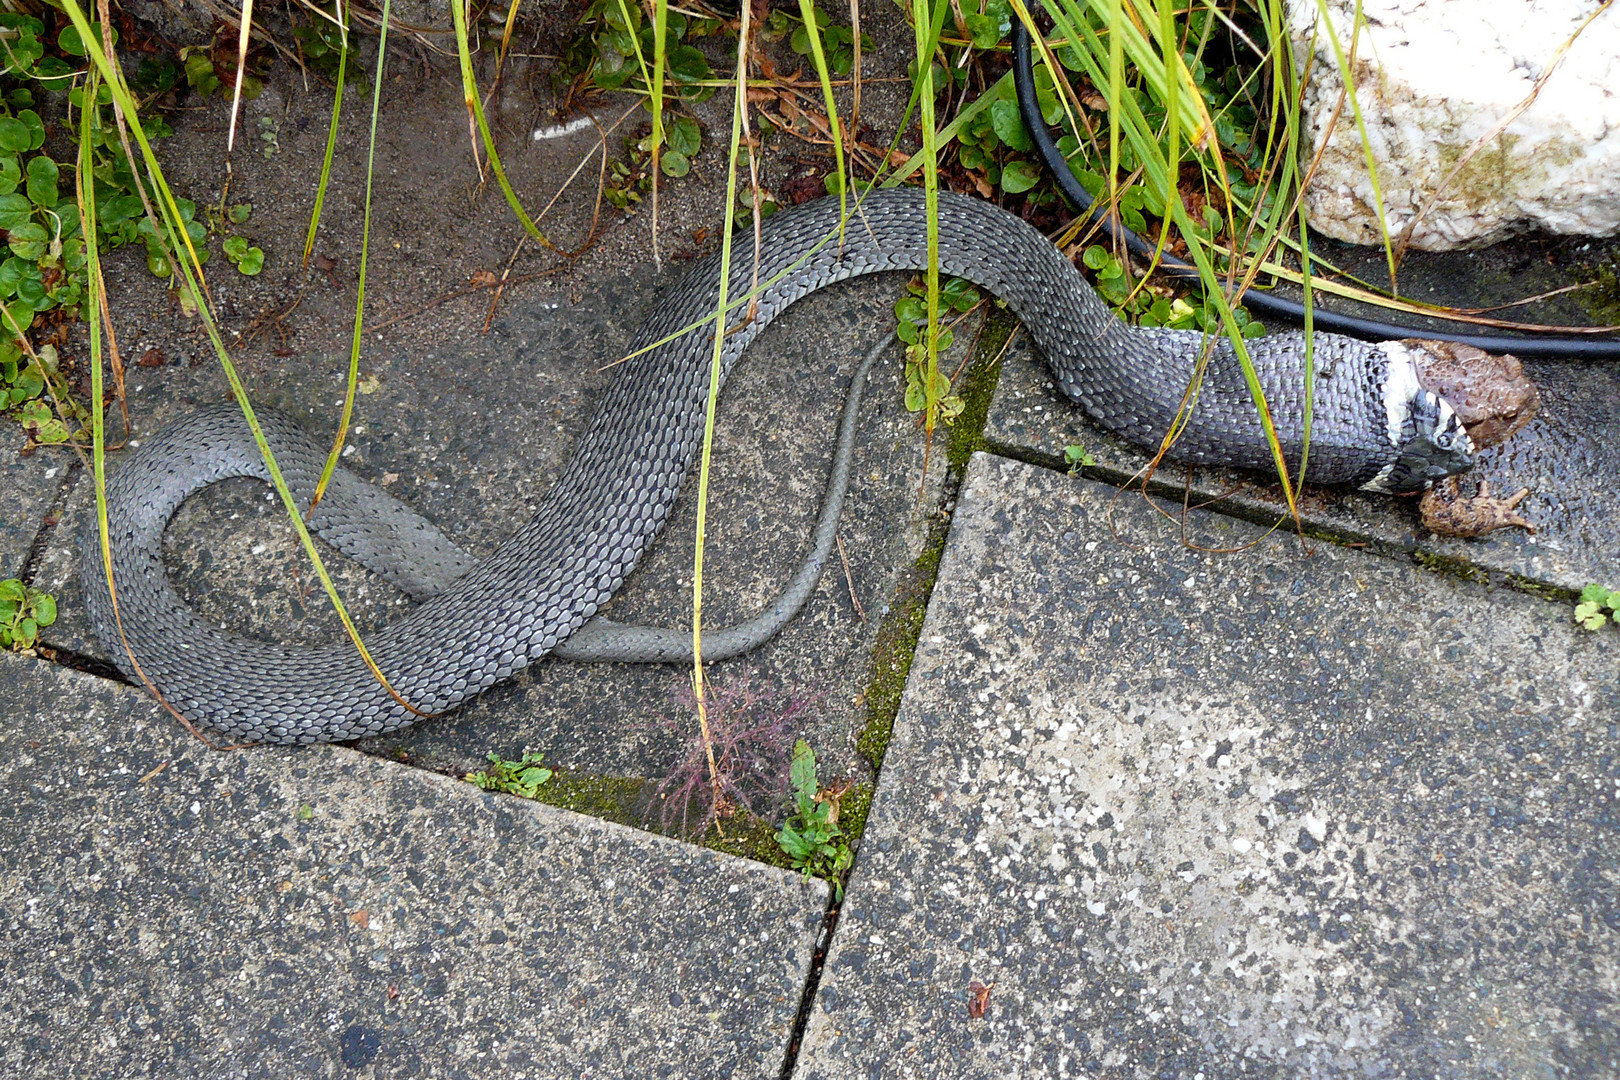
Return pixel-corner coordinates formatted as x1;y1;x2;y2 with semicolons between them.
647;680;820;839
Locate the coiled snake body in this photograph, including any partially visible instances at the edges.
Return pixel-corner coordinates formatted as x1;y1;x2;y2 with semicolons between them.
84;190;1473;744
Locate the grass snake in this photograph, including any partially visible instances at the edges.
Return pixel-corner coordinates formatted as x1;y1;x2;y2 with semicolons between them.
83;189;1475;744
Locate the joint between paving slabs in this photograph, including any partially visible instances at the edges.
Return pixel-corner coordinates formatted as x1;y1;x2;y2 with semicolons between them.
980;434;1582;607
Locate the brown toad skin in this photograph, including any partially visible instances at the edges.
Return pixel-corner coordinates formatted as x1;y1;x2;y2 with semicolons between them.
1404;340;1541;537
1419;477;1535;537
1407;339;1540;449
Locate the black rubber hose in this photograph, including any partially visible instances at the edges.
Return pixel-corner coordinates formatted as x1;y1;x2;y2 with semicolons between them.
1010;21;1620;359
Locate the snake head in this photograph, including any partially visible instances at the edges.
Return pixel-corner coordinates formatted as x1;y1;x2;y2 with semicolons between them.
1363;342;1476;493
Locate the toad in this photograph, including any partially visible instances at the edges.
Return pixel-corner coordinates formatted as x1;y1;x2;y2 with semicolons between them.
1408;340;1541;537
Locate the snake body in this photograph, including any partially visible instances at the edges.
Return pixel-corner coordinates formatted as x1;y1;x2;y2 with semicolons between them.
84;190;1473;744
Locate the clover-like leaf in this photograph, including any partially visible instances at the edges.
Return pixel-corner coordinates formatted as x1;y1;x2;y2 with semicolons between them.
0;118;29;154
1000;159;1042;194
16;110;43;151
990;99;1034;153
667;44;711;83
6;222;47;261
25;155;57;208
667;114;701;157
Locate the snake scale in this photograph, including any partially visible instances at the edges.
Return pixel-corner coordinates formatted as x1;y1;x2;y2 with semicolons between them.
83;189;1475;744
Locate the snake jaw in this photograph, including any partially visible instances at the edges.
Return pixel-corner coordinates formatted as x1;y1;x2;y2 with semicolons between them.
1362;342;1475;494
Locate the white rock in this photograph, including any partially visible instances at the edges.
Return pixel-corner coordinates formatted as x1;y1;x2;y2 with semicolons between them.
1288;0;1620;249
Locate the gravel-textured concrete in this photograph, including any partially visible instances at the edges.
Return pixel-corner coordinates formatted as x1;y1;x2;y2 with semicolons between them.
794;452;1619;1080
0;652;826;1079
0;453;70;580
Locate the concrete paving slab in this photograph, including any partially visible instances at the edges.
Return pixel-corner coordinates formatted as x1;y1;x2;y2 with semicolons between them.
0;652;826;1079
986;333;1620;596
795;452;1619;1079
0;451;72;580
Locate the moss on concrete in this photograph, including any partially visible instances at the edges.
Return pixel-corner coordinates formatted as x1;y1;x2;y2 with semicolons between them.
526;771;652;827
855;310;1014;774
839;781;874;842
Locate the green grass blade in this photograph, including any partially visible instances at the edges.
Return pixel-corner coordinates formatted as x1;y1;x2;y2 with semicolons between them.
912;0;941;436
650;0;667;266
310;0;390;506
1309;0;1396;288
797;0;849;234
61;0;428;717
301;0;348;266
450;0;558;251
688;0;759;815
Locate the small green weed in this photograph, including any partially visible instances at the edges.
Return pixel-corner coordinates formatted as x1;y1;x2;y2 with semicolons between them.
257;115;279;158
1063;443;1096;471
776;740;854;896
760;4;873;77
292;4;366;86
0;577;55;650
465;751;554;799
894;276;982;422
570;0;719;100
222;235;264;276
0;9;261;444
1575;584;1620;631
1079;244;1264;335
175;44;265;101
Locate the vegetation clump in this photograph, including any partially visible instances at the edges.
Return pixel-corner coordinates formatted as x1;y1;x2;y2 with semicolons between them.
1575;584;1619;631
776;739;855;895
1;576;55;650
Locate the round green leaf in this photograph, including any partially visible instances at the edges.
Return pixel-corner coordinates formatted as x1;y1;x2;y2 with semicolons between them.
592;48;634;90
25;155;57;208
990;99;1034;153
659;150;690;178
30;593;55;626
222;235;248;260
668;114;701;157
1000;159;1042;193
7;222;47;260
3;298;34;338
0;118;29;154
99;193;142;226
237;247;264;276
667;44;711;83
17;111;43;152
15;271;47;306
0;192;32;232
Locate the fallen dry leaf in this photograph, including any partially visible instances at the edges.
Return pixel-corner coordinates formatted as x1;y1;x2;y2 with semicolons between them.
967;979;995;1019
